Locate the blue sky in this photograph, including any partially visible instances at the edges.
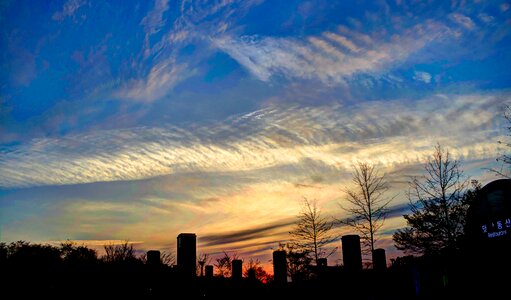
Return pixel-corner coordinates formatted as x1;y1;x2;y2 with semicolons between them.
1;0;510;266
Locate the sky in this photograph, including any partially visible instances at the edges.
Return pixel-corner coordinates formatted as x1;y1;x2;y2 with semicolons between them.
1;0;510;270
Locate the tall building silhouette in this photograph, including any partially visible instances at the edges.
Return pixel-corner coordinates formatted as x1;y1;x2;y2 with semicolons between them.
232;259;242;280
177;233;196;277
342;235;362;272
372;248;387;270
273;250;287;285
147;250;161;266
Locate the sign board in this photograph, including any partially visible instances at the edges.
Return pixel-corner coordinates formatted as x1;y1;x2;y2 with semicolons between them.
466;179;511;243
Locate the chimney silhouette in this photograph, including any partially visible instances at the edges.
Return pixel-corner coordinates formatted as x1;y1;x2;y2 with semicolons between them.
273;250;287;285
342;235;362;272
177;233;197;277
232;259;242;280
147;250;161;266
372;248;387;271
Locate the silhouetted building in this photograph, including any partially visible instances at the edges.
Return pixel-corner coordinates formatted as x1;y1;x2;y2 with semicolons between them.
232;259;242;280
372;248;386;270
147;250;161;266
273;250;287;285
177;233;196;277
205;265;214;278
342;235;362;272
317;258;327;267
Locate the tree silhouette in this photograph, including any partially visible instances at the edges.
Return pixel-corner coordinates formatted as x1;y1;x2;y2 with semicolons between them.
340;162;392;254
491;105;511;178
102;241;138;263
161;250;176;266
278;242;312;282
60;240;98;264
197;252;211;276
243;258;271;283
289;197;336;265
393;145;469;254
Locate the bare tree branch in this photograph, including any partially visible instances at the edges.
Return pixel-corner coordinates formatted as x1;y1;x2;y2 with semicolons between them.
489;105;511;178
289;198;337;265
393;144;472;255
339;162;393;254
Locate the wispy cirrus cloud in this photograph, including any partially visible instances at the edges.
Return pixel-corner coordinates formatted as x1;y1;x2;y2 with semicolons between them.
52;0;87;21
140;0;169;36
450;13;476;30
0;92;507;189
113;58;189;102
113;0;263;103
213;21;451;84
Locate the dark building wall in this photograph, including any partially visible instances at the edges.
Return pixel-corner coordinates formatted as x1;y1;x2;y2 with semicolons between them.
232;259;242;280
372;248;386;270
342;235;362;272
273;250;287;285
177;233;196;277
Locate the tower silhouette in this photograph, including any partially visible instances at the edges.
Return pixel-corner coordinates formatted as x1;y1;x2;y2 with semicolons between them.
177;233;197;277
205;265;214;278
342;235;362;272
273;250;287;285
147;250;161;266
372;248;387;270
232;259;242;280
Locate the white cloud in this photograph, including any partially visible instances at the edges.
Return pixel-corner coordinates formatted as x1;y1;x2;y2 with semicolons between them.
323;31;361;52
52;0;86;21
113;58;189;102
140;0;170;35
0;92;507;188
450;13;476;30
213;21;449;84
478;13;494;24
413;71;432;83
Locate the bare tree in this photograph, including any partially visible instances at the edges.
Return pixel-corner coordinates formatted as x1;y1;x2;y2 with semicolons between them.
393;144;469;254
102;241;137;263
197;253;211;276
340;162;392;254
491;105;511;178
289;198;336;265
161;251;175;266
